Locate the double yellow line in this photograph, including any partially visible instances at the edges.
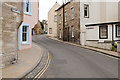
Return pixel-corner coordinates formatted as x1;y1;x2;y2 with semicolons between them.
33;53;51;80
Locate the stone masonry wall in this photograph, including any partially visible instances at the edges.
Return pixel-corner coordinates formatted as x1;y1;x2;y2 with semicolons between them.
57;1;80;44
86;41;112;50
2;1;23;67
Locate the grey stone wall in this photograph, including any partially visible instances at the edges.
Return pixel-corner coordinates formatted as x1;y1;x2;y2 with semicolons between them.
117;42;120;53
86;41;112;50
1;1;23;67
0;0;2;70
57;1;80;44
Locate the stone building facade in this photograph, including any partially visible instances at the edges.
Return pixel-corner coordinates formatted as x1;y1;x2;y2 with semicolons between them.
48;2;60;37
42;20;48;34
33;21;44;35
56;1;80;44
80;0;120;51
0;1;23;67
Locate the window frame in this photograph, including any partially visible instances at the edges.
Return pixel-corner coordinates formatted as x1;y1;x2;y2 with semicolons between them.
55;15;57;22
49;28;52;34
59;29;62;39
24;0;32;15
84;4;89;18
99;25;108;39
21;24;30;45
65;11;67;22
116;25;120;37
72;26;74;38
22;26;28;42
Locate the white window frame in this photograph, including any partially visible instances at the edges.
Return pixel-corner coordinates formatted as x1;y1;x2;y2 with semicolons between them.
72;26;74;38
117;25;120;37
84;4;89;18
99;26;108;39
60;29;62;38
55;15;57;22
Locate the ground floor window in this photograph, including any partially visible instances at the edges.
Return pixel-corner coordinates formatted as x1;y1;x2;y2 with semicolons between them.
116;25;120;37
49;28;52;34
72;26;74;38
60;29;61;38
22;26;28;42
99;25;108;39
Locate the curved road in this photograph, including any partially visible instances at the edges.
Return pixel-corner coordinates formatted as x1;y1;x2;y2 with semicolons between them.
32;35;118;78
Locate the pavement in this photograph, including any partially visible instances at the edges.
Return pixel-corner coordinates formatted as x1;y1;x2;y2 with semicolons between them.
2;42;44;78
33;35;119;78
49;36;119;59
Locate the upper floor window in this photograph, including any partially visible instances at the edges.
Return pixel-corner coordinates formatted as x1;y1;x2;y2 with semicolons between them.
71;7;74;19
99;25;108;39
116;25;120;37
55;15;57;22
84;4;89;18
24;0;31;15
59;14;61;24
65;11;67;22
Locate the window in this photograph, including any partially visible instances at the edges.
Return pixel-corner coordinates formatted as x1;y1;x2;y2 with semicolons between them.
60;29;61;38
71;7;74;19
22;26;28;42
59;14;61;24
99;26;108;39
55;15;57;22
24;0;31;15
49;28;52;34
84;4;89;18
72;26;74;37
116;25;120;37
65;11;67;22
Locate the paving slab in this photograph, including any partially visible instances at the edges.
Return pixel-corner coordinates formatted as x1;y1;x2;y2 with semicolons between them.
49;37;119;59
2;42;43;78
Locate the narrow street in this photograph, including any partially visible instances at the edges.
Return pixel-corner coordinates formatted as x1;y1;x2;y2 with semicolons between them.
32;35;118;78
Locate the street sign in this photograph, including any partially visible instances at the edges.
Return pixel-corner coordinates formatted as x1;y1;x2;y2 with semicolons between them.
11;8;20;14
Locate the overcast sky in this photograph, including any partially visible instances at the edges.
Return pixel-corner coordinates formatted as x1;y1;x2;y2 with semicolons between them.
39;0;62;21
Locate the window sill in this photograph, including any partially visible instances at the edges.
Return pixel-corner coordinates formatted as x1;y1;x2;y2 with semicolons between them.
24;12;32;16
84;16;89;18
21;42;30;45
116;35;120;38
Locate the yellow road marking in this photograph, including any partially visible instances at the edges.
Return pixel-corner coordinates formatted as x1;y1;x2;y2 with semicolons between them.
37;56;51;79
33;53;50;80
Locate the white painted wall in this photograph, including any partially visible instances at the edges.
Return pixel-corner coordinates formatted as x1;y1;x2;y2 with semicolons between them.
80;0;120;45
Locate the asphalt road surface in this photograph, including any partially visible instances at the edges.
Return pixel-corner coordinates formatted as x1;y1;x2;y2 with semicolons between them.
32;35;119;78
